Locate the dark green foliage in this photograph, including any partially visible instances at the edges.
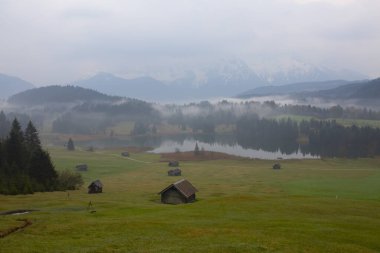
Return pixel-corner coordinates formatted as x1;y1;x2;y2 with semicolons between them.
5;119;27;170
194;142;200;156
57;169;84;190
24;121;41;152
0;111;11;139
235;115;380;158
236;115;299;154
67;138;75;151
28;149;58;191
0;115;63;195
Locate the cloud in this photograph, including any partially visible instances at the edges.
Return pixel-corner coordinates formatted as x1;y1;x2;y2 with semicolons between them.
0;0;379;84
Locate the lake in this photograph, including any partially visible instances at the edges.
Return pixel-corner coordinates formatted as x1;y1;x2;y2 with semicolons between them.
148;137;318;160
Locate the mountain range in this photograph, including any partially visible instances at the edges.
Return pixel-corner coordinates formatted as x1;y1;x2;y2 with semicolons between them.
0;73;34;99
0;58;370;101
7;78;380;108
237;80;354;98
303;78;380;100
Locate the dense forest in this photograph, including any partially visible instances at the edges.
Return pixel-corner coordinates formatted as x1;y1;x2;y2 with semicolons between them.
0;112;82;194
236;116;380;158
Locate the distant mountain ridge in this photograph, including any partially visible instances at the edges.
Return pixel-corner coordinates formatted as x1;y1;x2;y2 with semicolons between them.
1;58;370;102
253;60;367;85
8;85;121;106
0;73;34;99
305;78;380;99
237;80;353;98
74;72;171;101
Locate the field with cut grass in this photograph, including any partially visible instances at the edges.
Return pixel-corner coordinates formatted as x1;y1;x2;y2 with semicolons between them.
1;148;380;252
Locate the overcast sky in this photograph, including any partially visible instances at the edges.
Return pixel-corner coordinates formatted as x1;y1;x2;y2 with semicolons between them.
0;0;379;85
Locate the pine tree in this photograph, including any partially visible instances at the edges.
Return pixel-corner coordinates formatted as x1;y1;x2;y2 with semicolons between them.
24;121;41;153
194;142;200;156
0;111;10;139
29;149;57;191
67;138;75;151
5;119;26;171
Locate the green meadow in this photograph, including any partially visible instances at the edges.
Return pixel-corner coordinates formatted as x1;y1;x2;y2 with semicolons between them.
1;148;380;252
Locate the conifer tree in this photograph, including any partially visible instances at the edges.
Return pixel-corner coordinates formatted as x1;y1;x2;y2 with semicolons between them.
29;149;57;191
0;111;10;139
5;119;26;171
194;142;200;156
67;138;75;151
24;121;41;153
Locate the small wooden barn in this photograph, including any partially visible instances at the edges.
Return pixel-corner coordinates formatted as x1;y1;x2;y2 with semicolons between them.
121;151;130;157
76;164;88;171
159;179;198;204
168;161;179;167
88;180;103;194
168;168;181;176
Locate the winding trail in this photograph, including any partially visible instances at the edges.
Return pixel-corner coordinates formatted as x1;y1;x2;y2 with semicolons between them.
0;219;32;238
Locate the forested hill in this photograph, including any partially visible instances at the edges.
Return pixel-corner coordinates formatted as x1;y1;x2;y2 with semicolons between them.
8;85;122;106
305;78;380;99
352;78;380;98
237;80;350;98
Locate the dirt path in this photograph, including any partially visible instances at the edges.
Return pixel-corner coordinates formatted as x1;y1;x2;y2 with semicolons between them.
0;219;32;238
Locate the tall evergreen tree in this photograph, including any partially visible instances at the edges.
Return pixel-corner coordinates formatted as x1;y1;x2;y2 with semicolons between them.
29;149;57;191
5;119;26;170
194;142;200;156
25;121;41;153
67;138;75;151
0;111;10;139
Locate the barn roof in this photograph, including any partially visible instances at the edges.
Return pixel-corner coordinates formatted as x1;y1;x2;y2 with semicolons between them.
159;179;198;198
88;179;103;188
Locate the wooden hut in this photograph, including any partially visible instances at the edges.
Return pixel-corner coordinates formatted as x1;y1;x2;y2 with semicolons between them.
76;164;88;171
168;161;179;167
121;151;130;157
159;179;198;204
88;180;103;194
168;168;181;176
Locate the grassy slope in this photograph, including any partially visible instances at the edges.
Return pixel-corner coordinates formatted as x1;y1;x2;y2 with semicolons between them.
1;149;380;252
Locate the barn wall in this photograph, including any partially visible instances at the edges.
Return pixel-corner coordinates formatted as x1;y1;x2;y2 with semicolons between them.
161;189;186;204
187;194;196;203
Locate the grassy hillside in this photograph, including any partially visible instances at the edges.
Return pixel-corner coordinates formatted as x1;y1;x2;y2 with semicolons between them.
1;148;380;252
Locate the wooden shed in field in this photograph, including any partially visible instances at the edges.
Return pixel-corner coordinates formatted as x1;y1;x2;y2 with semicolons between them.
88;180;103;194
75;164;88;171
168;161;179;167
121;151;130;157
159;179;198;204
168;168;181;176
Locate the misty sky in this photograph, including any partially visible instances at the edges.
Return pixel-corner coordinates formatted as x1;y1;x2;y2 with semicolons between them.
0;0;379;85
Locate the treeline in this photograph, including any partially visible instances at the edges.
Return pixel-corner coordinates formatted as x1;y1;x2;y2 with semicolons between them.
0;113;83;194
303;120;380;158
52;100;159;134
235;116;380;158
166;101;380;137
276;104;380;120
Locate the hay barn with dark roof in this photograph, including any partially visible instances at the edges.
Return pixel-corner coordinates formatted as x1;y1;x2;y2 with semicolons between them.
159;179;198;204
88;179;103;194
